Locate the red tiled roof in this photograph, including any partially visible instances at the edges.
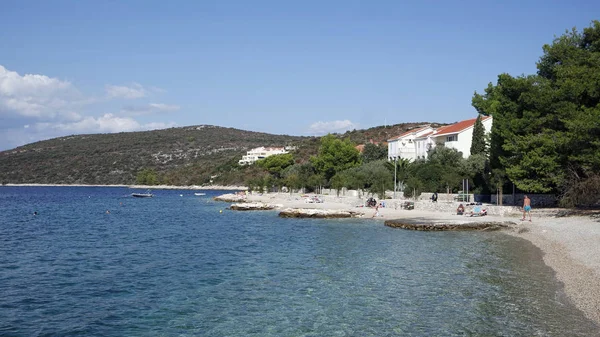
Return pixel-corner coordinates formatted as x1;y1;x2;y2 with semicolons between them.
388;125;431;141
434;116;491;136
414;130;435;139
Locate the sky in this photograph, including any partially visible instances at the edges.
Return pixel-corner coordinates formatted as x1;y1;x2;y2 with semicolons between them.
0;0;598;150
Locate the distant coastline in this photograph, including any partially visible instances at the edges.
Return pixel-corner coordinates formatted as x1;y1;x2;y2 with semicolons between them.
1;183;247;190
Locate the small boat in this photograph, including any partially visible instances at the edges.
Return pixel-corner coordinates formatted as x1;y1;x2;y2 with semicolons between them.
132;190;154;198
194;192;206;196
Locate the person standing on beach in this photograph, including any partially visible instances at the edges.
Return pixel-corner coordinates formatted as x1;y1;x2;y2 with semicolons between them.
522;195;532;221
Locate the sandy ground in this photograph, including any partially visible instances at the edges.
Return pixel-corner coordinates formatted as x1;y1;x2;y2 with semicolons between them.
244;192;600;325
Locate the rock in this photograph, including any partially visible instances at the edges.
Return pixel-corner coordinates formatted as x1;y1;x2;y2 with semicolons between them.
278;208;363;218
214;193;247;202
384;219;515;231
229;202;281;211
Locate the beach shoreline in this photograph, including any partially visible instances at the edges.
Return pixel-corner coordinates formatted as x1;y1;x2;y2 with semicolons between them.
238;192;600;325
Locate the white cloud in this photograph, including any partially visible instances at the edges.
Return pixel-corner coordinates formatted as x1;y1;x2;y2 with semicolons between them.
33;113;176;134
0;65;179;150
105;82;147;99
121;103;180;116
308;120;359;135
0;65;81;119
0;114;177;150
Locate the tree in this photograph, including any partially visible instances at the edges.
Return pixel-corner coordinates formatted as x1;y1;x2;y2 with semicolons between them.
361;143;388;163
361;160;393;199
310;134;361;183
384;158;412;194
281;163;318;193
472;21;600;199
136;168;158;185
330;172;348;196
470;114;487;156
256;153;294;178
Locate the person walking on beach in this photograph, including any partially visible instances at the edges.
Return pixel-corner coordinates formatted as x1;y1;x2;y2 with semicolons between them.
522;195;532;221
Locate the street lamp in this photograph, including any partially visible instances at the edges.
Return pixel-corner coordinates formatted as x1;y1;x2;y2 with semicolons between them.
393;155;398;199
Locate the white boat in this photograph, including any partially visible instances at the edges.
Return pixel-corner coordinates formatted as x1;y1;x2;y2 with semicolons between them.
132;190;154;198
194;192;206;196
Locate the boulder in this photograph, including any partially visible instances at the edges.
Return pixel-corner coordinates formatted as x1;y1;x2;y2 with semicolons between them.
214;193;246;202
279;208;363;218
384;219;515;231
229;202;281;211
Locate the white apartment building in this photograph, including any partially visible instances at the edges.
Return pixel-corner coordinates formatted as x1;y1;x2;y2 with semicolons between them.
387;125;435;161
238;146;289;165
389;116;493;161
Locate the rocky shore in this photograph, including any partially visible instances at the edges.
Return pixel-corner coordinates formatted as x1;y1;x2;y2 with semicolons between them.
384;219;514;231
229;202;280;211
279;208;363;218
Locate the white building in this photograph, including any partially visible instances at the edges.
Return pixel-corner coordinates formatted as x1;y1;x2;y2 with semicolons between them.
238;146;289;165
388;116;493;161
430;116;493;158
387;125;434;161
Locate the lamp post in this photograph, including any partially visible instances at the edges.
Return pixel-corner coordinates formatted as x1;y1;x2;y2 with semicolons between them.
393;156;397;199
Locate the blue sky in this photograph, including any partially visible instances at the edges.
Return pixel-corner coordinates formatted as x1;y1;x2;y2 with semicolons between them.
0;0;597;150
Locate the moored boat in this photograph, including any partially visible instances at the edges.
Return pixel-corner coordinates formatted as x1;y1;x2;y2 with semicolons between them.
132;190;154;198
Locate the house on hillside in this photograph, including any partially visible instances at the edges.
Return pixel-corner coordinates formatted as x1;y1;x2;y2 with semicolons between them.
238;146;289;165
388;116;493;161
387;125;435;160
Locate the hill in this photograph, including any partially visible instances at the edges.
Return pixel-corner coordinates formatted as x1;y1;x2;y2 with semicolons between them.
0;122;440;186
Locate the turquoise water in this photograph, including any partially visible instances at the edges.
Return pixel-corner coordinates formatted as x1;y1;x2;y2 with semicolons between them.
0;186;598;336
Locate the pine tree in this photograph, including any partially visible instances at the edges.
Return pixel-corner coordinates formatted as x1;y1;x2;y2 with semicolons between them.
470;114;486;156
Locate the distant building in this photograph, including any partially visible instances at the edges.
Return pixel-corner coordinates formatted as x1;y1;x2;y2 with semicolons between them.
388;116;493;161
238;146;289;165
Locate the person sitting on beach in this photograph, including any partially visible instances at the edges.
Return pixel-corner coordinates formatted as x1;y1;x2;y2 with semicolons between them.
470;206;487;217
372;204;380;218
456;204;465;215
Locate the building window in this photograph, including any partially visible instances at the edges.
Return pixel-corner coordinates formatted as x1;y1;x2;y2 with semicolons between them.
446;135;457;142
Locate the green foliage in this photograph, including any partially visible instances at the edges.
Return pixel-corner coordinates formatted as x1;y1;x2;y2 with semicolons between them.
310;134;361;182
428;146;464;168
470;114;487;155
256;153;294;177
136;168;158;185
361;160;393;198
361;143;388;163
473;21;600;196
281;163;317;192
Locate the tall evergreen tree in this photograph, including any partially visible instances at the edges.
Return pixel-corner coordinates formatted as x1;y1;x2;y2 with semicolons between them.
472;20;600;202
469;114;486;155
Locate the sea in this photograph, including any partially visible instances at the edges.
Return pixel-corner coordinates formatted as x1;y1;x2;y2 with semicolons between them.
1;186;598;336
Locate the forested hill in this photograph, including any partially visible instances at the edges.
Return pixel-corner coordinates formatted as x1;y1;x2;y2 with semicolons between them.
0;122;435;186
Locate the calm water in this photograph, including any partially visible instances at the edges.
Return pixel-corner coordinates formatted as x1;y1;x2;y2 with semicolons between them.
0;186;598;336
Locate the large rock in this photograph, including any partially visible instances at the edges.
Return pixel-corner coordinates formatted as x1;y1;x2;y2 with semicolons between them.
214;193;247;202
384;219;515;231
229;202;281;211
279;208;363;218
